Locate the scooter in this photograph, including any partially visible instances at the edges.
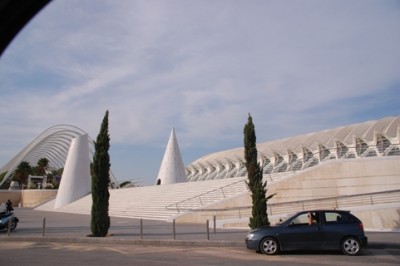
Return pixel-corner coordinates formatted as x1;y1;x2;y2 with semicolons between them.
0;211;19;231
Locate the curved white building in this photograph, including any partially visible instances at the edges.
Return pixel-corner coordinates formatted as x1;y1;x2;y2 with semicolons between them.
0;125;119;188
27;116;399;231
186;116;400;181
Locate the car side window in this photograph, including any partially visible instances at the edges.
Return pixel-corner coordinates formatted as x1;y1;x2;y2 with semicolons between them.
290;213;310;225
324;212;352;224
325;212;340;223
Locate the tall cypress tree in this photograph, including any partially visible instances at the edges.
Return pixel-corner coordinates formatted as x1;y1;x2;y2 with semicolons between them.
244;114;270;229
91;110;111;237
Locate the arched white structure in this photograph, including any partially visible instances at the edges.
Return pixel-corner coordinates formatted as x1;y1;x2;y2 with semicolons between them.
0;124;119;188
54;134;91;209
155;128;187;185
186;116;400;181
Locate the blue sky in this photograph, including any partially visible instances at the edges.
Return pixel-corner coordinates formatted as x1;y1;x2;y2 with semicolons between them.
0;0;399;185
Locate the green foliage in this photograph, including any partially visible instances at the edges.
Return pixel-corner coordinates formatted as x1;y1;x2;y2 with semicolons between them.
119;181;132;188
28;183;37;189
12;158;55;189
14;161;32;186
46;168;63;189
91;110;111;237
33;158;49;176
44;183;54;189
244;114;270;229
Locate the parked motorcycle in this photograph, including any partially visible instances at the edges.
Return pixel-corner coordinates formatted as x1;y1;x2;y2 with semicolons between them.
0;211;19;231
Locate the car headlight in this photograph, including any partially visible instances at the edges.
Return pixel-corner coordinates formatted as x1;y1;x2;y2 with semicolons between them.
246;233;255;240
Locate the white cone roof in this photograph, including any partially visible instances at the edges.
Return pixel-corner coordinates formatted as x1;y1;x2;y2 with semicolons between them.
54;134;91;209
155;128;187;185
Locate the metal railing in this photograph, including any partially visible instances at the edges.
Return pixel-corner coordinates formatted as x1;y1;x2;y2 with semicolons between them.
167;172;303;213
176;189;400;220
270;189;400;214
166;179;248;213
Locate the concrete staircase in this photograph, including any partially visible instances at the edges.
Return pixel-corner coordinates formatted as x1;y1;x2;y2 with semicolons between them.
36;177;249;221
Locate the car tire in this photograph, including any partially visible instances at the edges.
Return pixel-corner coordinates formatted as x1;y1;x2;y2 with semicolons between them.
260;237;280;255
10;220;17;231
342;236;361;256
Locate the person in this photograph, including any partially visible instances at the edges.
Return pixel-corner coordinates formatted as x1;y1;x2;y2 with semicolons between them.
5;199;13;213
308;211;317;225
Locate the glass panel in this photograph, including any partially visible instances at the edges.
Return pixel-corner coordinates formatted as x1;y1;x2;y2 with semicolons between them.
356;138;368;156
377;134;391;154
319;144;330;161
336;141;348;158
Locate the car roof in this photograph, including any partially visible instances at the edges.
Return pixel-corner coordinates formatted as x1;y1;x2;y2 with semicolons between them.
300;210;351;213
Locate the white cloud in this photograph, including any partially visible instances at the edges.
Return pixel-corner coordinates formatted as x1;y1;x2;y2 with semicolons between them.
0;0;399;184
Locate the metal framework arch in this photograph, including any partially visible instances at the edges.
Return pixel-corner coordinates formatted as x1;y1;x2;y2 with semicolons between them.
0;124;119;188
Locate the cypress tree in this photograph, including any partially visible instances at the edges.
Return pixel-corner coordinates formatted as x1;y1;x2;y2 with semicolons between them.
91;110;111;237
244;114;270;229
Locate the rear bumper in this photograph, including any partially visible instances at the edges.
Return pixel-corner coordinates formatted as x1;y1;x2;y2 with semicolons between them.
359;235;368;247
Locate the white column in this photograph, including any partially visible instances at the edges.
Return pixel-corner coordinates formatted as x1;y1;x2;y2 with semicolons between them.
54;134;91;209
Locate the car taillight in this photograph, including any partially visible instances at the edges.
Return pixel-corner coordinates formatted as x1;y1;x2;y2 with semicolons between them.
358;223;364;231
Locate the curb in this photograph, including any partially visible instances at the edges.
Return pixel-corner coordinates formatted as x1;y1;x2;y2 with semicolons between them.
2;236;400;249
367;242;400;250
0;236;246;248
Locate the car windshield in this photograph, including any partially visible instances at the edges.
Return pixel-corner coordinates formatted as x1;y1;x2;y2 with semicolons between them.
276;212;296;225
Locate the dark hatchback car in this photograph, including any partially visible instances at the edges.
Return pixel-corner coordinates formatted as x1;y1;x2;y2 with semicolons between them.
245;210;368;256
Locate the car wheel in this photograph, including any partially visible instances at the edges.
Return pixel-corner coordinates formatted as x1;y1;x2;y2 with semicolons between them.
10;221;17;231
342;237;361;255
260;237;280;255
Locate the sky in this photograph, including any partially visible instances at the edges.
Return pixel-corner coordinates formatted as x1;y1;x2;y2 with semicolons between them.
0;0;399;186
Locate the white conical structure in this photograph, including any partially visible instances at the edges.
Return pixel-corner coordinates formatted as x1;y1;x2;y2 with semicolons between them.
54;134;91;209
155;128;187;185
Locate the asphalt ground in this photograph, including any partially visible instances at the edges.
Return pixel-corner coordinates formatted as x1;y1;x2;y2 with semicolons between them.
1;208;399;250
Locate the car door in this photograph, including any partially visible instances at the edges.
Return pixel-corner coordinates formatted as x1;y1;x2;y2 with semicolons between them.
279;211;324;250
321;211;352;248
